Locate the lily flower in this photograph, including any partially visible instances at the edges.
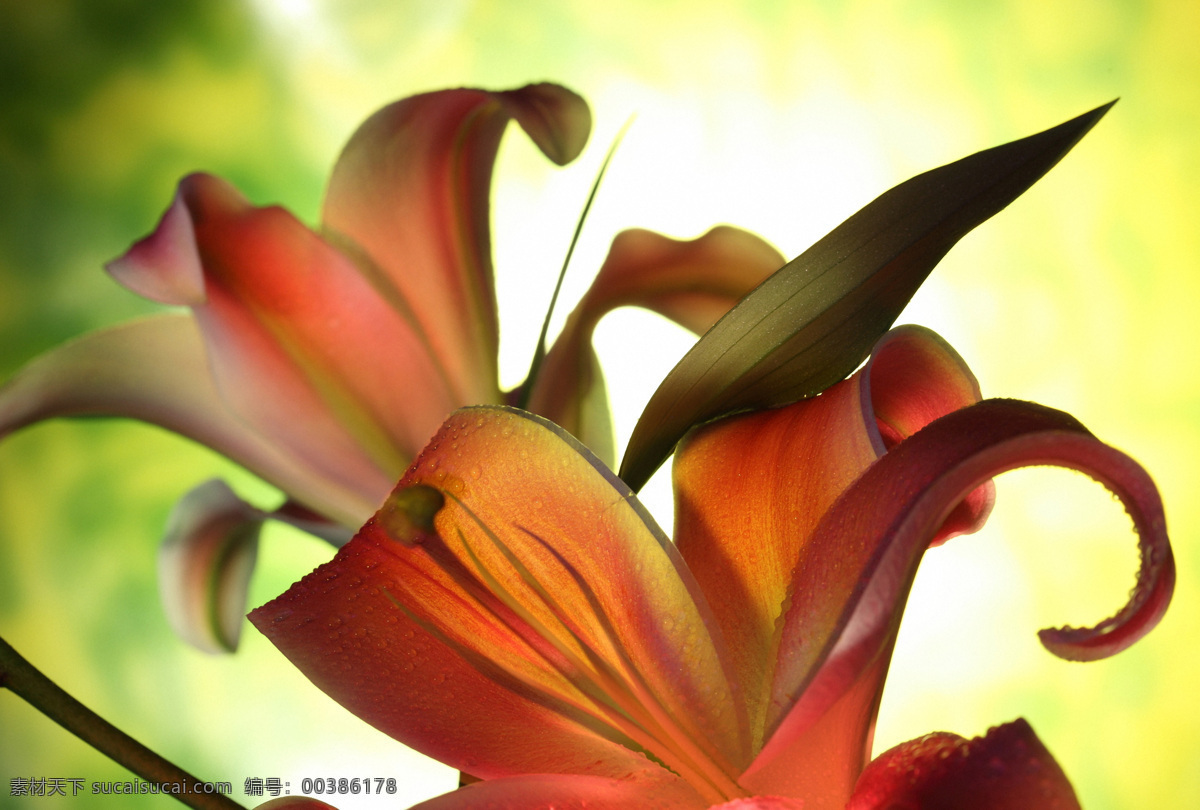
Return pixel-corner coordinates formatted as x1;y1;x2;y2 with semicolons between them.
0;83;783;652
250;325;1173;810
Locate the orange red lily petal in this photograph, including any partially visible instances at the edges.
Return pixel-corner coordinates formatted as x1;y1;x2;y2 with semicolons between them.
846;719;1080;810
0;82;783;654
250;325;1173;809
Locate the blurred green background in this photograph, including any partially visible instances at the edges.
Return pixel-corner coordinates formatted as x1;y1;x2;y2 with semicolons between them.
1;0;1197;807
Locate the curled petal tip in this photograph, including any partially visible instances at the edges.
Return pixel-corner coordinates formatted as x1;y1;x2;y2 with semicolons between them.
500;83;592;166
1037;533;1175;663
1033;432;1175;663
105;184;208;306
158;479;263;654
764;399;1175;749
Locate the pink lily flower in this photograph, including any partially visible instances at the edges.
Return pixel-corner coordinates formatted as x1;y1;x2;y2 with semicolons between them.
250;325;1173;810
0;83;783;652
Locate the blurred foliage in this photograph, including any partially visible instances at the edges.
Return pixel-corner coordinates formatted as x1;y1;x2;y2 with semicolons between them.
1;0;1197;807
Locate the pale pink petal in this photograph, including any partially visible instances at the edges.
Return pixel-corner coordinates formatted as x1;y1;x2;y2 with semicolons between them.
158;479;263;654
105;186;206;305
845;719;1080;810
0;314;378;524
323;84;591;406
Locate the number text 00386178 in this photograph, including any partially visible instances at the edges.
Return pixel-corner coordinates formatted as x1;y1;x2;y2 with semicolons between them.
301;777;398;796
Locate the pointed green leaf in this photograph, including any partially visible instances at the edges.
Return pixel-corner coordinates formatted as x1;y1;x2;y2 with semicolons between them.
619;101;1114;491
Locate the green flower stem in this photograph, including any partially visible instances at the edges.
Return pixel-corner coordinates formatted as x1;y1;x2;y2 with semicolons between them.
518;117;632;410
0;634;246;810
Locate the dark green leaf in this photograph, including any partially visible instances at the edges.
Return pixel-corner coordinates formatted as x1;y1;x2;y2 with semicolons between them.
619;101;1114;491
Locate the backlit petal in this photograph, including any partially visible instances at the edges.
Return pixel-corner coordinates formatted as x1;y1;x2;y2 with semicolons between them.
673;326;984;747
0;314;377;523
322;84;590;406
409;773;706;810
846;719;1080;810
119;172;461;501
527;227;783;462
105;186;206;305
159;480;262;654
252;407;745;794
752;399;1173;799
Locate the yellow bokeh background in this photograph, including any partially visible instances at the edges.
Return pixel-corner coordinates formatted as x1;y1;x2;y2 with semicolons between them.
1;1;1197;807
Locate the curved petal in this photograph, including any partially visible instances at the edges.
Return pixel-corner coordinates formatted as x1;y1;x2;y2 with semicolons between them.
251;407;746;798
409;773;706;810
322;84;591;405
527;227;784;462
846;719;1080;810
105;185;206;305
110;172;464;498
748;399;1173;799
159;479;263;654
157;482;352;654
672;326;985;747
561;226;785;337
0;314;378;524
525;343;616;468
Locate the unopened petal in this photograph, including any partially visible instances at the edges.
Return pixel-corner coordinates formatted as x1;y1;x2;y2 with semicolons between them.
846;719;1080;810
159;480;263;654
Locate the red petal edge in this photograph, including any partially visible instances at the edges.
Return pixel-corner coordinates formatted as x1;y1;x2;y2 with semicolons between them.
846;718;1080;810
756;399;1174;787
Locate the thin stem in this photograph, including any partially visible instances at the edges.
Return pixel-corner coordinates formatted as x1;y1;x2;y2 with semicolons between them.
0;634;246;810
518;116;635;409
